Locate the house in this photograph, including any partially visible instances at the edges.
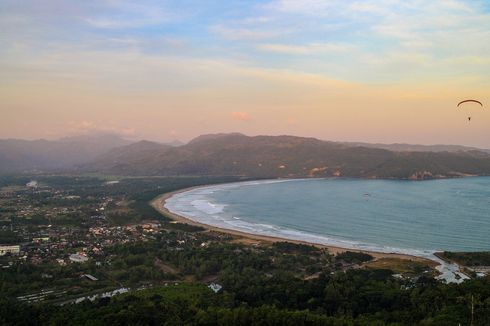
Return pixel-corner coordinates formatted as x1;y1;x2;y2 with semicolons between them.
69;253;89;263
82;274;98;281
56;258;66;266
32;237;50;243
26;181;38;188
0;245;20;256
208;283;222;293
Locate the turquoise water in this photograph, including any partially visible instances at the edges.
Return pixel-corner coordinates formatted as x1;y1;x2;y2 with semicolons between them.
165;178;490;255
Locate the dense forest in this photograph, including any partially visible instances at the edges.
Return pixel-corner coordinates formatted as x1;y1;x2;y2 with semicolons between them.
2;237;490;325
1;265;490;325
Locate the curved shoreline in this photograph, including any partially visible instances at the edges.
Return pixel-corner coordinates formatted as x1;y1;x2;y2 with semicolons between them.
150;183;434;264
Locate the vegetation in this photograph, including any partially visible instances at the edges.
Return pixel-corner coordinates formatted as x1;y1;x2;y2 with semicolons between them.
81;134;490;179
2;231;490;325
334;251;373;264
364;258;433;276
441;251;490;267
1;269;490;325
1;174;490;325
0;230;22;244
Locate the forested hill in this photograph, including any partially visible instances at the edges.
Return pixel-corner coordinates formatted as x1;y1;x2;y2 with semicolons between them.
80;133;490;179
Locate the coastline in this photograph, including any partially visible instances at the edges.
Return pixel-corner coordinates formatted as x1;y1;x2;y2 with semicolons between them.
150;184;435;265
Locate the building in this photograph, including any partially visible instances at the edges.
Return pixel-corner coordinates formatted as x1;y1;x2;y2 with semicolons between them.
56;258;67;266
32;237;50;243
82;274;98;281
0;245;20;256
26;181;38;188
208;283;222;293
69;253;89;263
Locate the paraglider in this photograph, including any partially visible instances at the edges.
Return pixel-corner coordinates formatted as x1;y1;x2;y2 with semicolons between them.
457;100;484;122
457;100;483;107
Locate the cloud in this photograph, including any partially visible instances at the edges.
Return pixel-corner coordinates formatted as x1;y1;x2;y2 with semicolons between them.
231;112;252;121
366;1;490;63
287;117;297;126
257;42;353;55
69;120;136;137
241;16;273;24
269;0;341;15
211;25;278;41
84;1;180;29
348;2;393;15
2;0;489;88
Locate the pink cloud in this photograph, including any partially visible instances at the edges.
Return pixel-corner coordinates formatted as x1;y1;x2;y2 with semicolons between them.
231;111;252;121
68;120;136;137
287;117;298;125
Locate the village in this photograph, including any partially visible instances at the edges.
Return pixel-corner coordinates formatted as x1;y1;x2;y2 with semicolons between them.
0;177;242;305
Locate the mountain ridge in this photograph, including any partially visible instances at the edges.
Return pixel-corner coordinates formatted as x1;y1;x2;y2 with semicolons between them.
80;133;490;179
1;133;489;178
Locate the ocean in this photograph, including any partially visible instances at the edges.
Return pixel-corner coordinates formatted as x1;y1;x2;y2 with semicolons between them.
164;177;490;281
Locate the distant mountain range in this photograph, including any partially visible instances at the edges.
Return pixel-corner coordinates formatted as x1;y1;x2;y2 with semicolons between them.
0;134;175;174
340;141;490;154
0;134;129;174
1;133;489;179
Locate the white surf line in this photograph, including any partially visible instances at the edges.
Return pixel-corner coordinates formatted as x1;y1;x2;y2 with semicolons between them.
163;179;469;283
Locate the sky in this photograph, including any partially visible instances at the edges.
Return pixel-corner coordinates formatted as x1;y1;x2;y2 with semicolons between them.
1;0;489;147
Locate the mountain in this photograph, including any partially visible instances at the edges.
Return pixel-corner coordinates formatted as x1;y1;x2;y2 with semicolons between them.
341;142;490;154
166;140;185;147
81;133;490;179
2;133;489;179
0;134;131;174
79;140;173;174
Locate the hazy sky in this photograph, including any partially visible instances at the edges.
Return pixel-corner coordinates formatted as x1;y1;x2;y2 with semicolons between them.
1;0;489;147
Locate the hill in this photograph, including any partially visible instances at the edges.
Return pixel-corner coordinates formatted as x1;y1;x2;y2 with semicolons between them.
0;134;131;174
81;134;490;179
342;141;490;154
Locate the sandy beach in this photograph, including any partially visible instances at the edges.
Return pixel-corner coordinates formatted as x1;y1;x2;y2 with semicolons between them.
150;185;435;265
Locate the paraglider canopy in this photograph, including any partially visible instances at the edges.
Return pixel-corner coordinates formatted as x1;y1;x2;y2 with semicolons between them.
457;99;483;107
457;99;484;122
